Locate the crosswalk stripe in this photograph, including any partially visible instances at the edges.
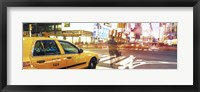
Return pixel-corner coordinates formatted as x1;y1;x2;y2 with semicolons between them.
99;56;115;62
98;54;109;58
116;56;135;65
103;56;127;64
97;54;176;69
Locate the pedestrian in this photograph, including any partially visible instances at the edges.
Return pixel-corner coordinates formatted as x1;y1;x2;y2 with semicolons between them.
107;36;120;68
152;37;157;46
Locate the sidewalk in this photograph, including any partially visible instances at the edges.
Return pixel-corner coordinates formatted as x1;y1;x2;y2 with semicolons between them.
158;46;177;51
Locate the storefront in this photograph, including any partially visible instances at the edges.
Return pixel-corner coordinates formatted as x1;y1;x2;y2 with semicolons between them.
23;23;62;37
63;30;92;44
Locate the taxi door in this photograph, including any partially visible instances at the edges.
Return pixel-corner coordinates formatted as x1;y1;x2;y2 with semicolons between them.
30;40;67;69
58;41;85;69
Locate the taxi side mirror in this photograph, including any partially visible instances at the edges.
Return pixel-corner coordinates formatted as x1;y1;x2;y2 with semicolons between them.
78;49;83;53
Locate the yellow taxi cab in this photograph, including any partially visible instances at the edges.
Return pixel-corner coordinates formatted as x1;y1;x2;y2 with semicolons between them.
23;37;99;69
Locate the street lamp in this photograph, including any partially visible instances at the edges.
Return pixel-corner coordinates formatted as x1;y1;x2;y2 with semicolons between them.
29;24;32;37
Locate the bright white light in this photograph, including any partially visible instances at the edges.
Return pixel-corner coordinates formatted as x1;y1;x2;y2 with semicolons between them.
151;23;160;38
61;23;94;32
142;31;149;37
111;23;118;29
49;36;56;38
57;36;63;40
141;23;150;31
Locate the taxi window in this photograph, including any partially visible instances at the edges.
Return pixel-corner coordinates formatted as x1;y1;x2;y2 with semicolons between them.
33;40;61;56
33;41;45;56
59;41;79;54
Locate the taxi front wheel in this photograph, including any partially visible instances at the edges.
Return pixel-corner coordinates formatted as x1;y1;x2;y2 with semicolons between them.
87;58;97;69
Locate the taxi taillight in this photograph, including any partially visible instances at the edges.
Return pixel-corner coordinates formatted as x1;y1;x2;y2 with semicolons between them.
23;61;31;67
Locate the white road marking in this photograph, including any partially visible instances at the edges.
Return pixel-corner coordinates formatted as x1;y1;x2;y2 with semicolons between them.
135;59;143;62
104;56;126;64
160;61;170;64
130;60;177;69
140;62;146;64
99;54;109;58
97;54;176;69
116;55;135;65
99;56;115;62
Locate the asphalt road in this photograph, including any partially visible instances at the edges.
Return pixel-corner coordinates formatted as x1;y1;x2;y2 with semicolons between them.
85;48;177;62
84;48;177;69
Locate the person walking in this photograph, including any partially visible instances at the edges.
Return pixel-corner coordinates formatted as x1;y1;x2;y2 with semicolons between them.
107;36;119;68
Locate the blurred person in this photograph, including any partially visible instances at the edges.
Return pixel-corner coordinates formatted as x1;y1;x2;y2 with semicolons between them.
107;36;121;68
152;37;157;46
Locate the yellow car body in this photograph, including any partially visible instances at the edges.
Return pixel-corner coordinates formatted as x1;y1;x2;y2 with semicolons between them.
23;37;99;69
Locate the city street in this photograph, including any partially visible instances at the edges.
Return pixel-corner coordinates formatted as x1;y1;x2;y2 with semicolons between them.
23;22;178;69
85;48;177;69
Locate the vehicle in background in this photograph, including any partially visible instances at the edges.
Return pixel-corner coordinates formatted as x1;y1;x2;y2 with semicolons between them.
119;42;150;50
163;39;177;46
